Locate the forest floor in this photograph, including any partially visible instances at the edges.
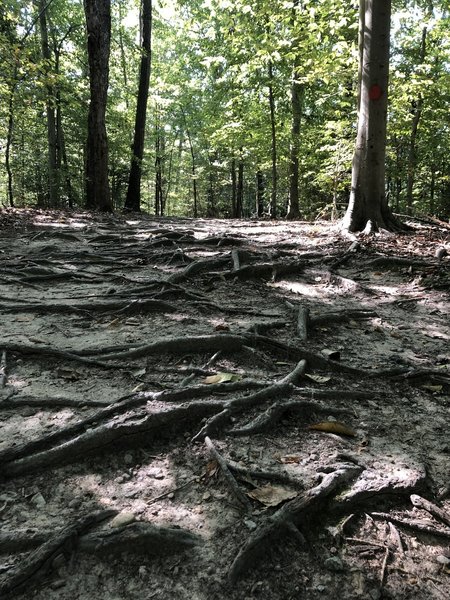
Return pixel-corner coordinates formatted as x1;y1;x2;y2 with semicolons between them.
0;208;449;600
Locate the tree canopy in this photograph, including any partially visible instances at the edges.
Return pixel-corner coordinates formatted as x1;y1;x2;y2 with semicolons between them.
0;0;449;220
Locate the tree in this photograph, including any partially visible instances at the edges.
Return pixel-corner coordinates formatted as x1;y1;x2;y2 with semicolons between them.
343;0;404;232
84;0;112;211
124;0;152;212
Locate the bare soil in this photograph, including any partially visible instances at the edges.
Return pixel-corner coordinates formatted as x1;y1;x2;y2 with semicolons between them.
0;209;449;600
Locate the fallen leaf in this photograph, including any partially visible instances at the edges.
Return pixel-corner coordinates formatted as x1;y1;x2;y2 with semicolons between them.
308;421;356;437
202;372;240;384
214;324;230;331
110;512;135;528
279;455;301;464
247;484;297;507
204;460;219;479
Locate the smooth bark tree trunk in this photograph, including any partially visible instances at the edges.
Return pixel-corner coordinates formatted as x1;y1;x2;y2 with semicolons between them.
125;0;152;212
343;0;404;232
268;62;277;218
84;0;112;212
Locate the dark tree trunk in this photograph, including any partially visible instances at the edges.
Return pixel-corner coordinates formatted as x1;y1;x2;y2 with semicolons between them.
154;125;163;216
287;69;303;220
286;0;302;220
236;158;244;219
38;0;58;207
231;159;237;218
5;86;15;207
405;26;427;215
84;0;112;212
268;62;277;219
185;127;198;217
125;0;152;212
256;170;264;217
343;0;404;232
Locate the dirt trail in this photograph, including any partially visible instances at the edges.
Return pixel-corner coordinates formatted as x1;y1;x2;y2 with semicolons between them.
0;209;449;600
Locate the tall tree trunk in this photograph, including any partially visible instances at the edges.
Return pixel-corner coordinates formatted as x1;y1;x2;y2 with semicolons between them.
268;62;277;218
343;0;404;232
5;85;15;207
286;0;302;220
405;26;427;215
118;0;129;109
236;157;244;219
125;0;152;212
84;0;112;212
185;127;198;218
287;69;303;220
37;0;58;207
154;125;163;216
256;170;264;217
231;159;237;218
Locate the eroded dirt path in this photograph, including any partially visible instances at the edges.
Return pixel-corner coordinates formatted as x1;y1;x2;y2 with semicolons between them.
0;209;449;600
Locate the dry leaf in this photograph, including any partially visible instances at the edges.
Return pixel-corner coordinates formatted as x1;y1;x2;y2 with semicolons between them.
308;421;356;437
204;460;219;479
202;372;239;384
304;373;331;384
214;324;230;331
279;455;301;464
247;484;297;507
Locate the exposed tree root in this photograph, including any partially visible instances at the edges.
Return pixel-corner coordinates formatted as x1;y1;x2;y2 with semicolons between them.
228;464;362;583
370;512;450;540
230;399;353;436
0;510;116;599
205;436;252;511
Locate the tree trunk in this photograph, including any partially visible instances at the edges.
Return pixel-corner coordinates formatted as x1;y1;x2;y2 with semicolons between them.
5;85;15;207
37;0;58;207
343;0;404;232
256;170;264;217
231;159;237;218
125;0;152;212
286;1;302;220
236;158;244;219
185;127;198;218
287;69;303;220
84;0;112;212
405;26;427;215
268;62;277;219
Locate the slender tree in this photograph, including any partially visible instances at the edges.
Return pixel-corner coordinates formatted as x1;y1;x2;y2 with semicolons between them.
343;0;404;232
84;0;112;211
124;0;152;212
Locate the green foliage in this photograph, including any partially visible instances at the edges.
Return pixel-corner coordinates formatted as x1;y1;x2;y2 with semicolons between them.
1;0;449;218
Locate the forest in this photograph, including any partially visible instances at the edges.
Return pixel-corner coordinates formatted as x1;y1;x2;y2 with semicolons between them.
0;2;449;600
1;0;449;223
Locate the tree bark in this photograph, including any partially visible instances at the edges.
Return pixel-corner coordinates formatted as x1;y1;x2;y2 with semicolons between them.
256;170;264;217
268;62;277;219
124;0;152;212
236;157;244;219
84;0;112;212
343;0;404;232
286;1;302;220
405;26;427;215
37;0;58;208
